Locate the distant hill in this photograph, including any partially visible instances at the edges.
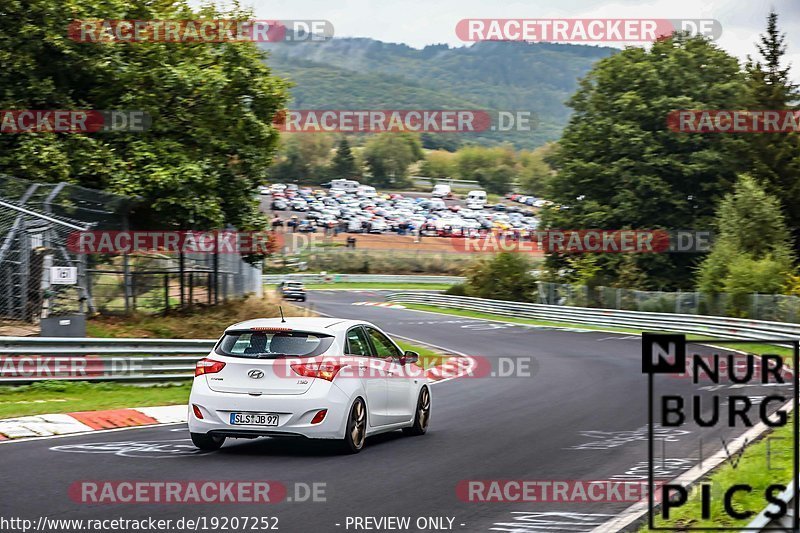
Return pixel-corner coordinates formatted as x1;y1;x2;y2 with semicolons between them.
261;38;617;149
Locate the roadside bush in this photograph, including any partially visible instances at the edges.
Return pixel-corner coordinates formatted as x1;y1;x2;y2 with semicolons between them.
462;253;537;302
697;175;796;317
444;283;468;296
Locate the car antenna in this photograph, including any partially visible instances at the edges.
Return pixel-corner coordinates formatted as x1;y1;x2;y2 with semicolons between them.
279;306;286;323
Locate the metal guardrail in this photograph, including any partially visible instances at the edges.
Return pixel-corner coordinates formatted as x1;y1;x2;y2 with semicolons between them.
385;292;800;341
263;274;465;285
0;337;215;384
411;176;521;190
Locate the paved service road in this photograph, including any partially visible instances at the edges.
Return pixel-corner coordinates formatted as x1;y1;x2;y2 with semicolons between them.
0;290;789;533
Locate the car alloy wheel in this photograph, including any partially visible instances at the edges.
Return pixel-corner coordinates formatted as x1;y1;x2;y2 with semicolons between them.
340;398;367;453
403;387;430;436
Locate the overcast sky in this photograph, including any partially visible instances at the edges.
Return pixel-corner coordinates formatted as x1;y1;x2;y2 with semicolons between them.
224;0;799;80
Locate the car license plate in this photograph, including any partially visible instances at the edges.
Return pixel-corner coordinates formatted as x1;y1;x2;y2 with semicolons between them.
230;412;279;426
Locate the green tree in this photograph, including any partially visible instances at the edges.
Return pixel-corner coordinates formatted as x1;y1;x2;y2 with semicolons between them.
419;150;455;179
743;11;800;250
460;253;537;302
517;143;554;196
420;133;462;152
0;0;288;232
329;138;360;180
269;134;334;184
543;33;750;288
697;175;794;300
363;133;423;188
477;164;514;195
454;145;514;182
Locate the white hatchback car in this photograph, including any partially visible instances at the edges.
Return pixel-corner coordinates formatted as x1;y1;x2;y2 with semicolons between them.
188;317;431;453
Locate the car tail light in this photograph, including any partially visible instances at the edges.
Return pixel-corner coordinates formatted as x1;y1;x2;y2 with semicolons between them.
195;358;226;377
192;404;204;419
310;409;327;424
291;362;343;382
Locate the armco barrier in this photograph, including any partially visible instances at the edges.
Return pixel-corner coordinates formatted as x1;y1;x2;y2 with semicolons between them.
385;292;800;341
263;273;464;285
0;337;215;384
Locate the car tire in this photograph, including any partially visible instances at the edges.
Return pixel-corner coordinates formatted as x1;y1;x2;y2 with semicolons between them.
340;398;367;454
190;432;225;451
403;386;430;436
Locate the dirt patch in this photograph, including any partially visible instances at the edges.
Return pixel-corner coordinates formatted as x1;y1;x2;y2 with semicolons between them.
0;323;39;337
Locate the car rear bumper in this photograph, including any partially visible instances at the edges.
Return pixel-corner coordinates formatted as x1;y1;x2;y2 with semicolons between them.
188;377;352;440
281;292;305;299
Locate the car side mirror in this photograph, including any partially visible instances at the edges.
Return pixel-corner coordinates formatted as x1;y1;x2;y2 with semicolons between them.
400;350;419;365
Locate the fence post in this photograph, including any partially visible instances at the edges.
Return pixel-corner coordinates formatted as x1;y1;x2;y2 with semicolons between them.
164;273;170;314
752;292;759;319
130;272;136;313
213;234;219;305
178;252;185;308
188;272;194;309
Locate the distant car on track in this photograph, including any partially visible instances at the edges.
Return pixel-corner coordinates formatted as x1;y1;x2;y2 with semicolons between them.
188;317;430;453
278;281;307;301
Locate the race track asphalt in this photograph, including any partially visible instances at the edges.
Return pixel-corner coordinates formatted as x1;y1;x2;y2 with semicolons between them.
0;289;791;533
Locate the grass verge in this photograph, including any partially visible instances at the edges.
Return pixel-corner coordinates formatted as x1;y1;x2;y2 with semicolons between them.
395;340;449;369
0;381;192;419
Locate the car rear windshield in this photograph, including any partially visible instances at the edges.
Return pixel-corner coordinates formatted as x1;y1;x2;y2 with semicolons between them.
216;331;333;359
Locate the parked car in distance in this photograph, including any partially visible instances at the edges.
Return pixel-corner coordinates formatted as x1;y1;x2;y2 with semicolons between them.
465;190;487;207
356;185;377;198
431;184;452;198
329;179;360;193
